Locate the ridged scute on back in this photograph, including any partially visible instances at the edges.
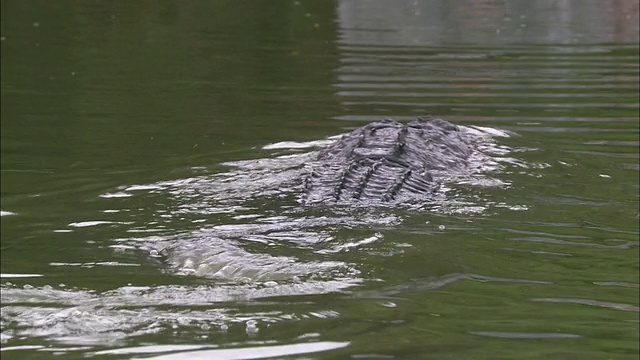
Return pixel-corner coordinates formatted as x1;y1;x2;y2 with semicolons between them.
303;117;473;204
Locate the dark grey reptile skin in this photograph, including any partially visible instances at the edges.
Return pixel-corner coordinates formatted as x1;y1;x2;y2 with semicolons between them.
302;117;473;203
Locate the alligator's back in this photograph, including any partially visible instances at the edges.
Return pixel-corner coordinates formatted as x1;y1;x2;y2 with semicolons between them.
302;117;474;204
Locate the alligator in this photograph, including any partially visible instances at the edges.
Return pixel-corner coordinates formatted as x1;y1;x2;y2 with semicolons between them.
302;117;476;204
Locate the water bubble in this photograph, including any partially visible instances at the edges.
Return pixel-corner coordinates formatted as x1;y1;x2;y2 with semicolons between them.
245;320;259;335
197;263;209;273
183;258;195;269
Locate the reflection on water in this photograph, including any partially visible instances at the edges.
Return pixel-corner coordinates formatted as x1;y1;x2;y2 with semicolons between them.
338;0;639;46
1;0;638;358
99;341;350;359
335;0;639;131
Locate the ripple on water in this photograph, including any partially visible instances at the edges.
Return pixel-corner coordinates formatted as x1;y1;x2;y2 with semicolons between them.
0;282;352;347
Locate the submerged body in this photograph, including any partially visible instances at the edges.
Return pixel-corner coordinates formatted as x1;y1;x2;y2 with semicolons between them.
302;117;475;203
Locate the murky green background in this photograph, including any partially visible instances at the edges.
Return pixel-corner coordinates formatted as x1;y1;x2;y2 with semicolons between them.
1;1;638;359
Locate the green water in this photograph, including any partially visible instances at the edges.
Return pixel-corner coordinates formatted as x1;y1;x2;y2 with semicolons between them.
1;1;638;359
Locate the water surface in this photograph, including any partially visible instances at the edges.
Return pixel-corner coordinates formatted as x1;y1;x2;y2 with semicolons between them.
1;1;638;359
